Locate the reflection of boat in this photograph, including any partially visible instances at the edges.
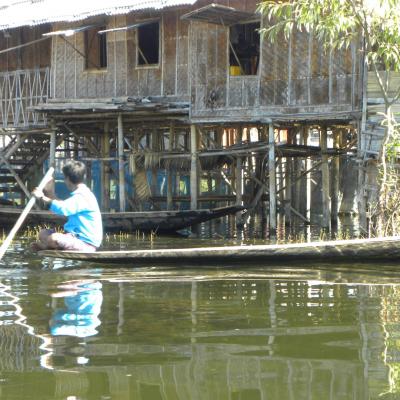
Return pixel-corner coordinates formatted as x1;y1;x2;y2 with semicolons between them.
40;236;400;264
0;205;244;233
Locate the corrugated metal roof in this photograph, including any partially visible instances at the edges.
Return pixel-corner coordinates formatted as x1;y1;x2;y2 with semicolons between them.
0;0;198;30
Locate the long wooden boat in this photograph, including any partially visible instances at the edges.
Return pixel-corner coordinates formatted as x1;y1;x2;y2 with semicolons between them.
39;236;400;264
0;205;243;233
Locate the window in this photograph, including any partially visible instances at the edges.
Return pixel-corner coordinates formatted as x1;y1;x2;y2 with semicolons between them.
229;22;260;76
137;22;159;66
84;26;107;69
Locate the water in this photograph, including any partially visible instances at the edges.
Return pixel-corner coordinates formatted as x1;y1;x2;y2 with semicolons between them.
0;230;399;399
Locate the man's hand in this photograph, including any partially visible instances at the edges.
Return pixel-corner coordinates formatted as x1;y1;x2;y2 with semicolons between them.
32;188;52;204
32;188;44;200
43;178;55;198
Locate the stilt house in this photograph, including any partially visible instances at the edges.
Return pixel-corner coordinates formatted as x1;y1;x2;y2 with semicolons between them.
0;0;388;232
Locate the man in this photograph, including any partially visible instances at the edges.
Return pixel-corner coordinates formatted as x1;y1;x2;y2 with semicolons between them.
32;160;102;252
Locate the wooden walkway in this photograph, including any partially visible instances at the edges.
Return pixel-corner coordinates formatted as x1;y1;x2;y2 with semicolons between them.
39;236;400;264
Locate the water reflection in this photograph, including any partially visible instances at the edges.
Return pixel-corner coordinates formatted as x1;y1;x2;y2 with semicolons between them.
0;266;400;399
50;280;102;338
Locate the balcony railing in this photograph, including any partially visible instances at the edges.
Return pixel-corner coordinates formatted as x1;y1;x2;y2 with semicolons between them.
0;68;49;129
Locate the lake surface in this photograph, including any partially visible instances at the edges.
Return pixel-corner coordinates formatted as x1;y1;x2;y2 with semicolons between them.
0;229;399;400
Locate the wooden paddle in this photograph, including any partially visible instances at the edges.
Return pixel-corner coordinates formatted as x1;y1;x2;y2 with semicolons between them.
0;167;54;260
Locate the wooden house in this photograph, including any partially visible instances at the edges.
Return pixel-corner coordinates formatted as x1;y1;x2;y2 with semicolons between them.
0;0;377;233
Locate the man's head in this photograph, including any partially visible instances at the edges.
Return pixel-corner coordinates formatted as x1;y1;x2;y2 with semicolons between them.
62;160;86;187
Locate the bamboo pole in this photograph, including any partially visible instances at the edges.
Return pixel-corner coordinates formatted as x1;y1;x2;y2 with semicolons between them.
117;114;126;212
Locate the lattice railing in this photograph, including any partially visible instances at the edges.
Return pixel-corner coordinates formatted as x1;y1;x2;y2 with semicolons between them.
0;68;49;129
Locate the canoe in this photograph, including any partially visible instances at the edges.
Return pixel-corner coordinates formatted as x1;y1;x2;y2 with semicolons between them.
39;236;400;264
0;205;243;233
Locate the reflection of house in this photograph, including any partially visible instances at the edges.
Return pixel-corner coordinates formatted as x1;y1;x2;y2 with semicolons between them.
0;0;372;230
0;278;397;398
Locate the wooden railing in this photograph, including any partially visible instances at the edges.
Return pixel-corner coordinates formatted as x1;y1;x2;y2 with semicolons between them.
0;68;49;129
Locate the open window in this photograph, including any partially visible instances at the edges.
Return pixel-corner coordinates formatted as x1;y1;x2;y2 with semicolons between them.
137;21;159;66
181;4;260;76
84;26;107;69
229;22;260;76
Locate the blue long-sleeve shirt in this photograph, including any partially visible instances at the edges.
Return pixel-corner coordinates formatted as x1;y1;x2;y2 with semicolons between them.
50;184;103;247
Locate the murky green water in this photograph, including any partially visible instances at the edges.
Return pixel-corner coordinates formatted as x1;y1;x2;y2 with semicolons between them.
0;229;399;400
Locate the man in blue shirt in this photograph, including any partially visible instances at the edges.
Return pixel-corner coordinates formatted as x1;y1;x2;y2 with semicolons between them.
32;160;102;252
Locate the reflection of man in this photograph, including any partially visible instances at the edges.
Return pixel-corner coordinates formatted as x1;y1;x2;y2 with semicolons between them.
50;280;103;338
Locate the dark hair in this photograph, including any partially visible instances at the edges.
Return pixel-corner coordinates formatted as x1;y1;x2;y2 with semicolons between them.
62;160;86;184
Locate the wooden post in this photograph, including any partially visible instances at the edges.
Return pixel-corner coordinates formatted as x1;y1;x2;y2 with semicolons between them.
215;127;223;195
284;130;292;226
295;130;302;215
49;124;56;167
303;127;311;222
101;122;110;211
277;136;284;214
167;123;174;210
190;124;198;210
268;123;277;233
133;129;141;211
151;129;158;198
235;127;243;225
86;146;92;188
331;129;340;226
321;127;330;230
117;114;126;212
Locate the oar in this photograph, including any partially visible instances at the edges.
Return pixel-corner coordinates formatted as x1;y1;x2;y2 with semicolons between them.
0;167;54;260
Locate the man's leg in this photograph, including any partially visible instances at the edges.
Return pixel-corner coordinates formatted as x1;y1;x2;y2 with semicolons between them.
50;232;96;252
31;229;55;250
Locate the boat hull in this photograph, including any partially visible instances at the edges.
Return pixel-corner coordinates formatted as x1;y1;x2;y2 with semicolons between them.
39;236;400;264
0;205;243;233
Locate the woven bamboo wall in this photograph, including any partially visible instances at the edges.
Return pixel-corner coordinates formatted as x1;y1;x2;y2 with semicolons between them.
51;10;191;100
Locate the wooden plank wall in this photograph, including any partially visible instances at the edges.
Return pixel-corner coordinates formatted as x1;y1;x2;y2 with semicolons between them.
366;71;400;123
367;71;400;99
0;25;51;72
